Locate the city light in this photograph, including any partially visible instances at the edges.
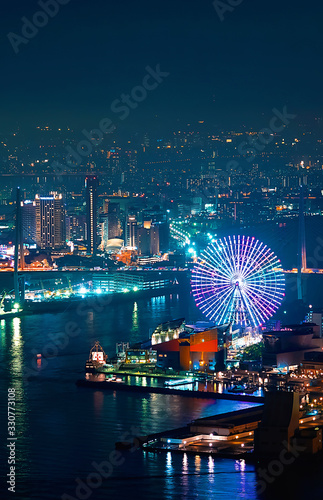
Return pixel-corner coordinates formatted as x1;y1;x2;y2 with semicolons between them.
191;235;285;327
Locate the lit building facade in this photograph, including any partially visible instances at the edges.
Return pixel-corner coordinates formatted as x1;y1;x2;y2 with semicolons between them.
126;214;137;248
92;272;176;293
35;194;65;249
125;349;157;365
21;200;36;245
151;318;187;345
137;224;160;255
155;327;219;371
85;176;98;255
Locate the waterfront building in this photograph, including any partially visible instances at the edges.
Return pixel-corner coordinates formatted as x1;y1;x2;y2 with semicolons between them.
35;193;66;249
300;351;323;376
262;323;323;371
92;271;176;293
125;349;157;365
85;176;98;255
154;327;219;371
151;318;188;345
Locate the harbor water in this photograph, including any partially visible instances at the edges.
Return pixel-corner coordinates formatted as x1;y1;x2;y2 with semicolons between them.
1;289;323;499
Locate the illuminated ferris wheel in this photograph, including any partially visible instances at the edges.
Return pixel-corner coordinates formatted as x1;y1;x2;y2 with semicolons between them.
191;235;285;327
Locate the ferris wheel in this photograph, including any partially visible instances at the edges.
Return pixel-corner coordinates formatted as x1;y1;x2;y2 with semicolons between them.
191;235;285;327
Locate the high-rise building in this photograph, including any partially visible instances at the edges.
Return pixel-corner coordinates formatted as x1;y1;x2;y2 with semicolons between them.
21;200;36;245
35;194;66;249
107;202;122;239
126;214;137;248
137;224;160;255
85;176;98;255
66;214;86;242
137;226;150;254
150;225;160;254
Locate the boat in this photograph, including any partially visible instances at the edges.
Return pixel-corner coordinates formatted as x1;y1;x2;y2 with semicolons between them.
106;375;125;383
228;384;257;394
164;378;194;387
85;341;108;372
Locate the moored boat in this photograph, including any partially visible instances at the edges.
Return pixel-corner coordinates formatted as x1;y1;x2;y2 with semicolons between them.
85;341;108;372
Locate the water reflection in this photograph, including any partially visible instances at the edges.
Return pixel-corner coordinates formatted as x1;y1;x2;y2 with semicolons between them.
181;453;189;494
7;318;29;476
93;390;104;415
0;292;263;499
132;302;138;332
0;319;6;350
86;311;94;336
194;454;201;474
208;455;215;483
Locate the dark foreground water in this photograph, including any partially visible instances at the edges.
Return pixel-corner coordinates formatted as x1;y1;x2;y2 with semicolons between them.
1;290;323;500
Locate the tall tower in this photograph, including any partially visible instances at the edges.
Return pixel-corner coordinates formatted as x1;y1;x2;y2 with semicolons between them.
85;176;98;255
21;200;37;244
35;193;65;249
126;214;137;248
107;202;121;239
297;185;306;301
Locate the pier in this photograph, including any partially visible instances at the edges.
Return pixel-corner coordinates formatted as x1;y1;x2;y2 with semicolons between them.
76;378;265;403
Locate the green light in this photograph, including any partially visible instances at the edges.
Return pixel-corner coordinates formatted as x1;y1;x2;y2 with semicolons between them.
14;303;20;309
133;286;139;292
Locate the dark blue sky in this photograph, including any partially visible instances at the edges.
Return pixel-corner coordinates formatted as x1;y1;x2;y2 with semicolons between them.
1;0;323;133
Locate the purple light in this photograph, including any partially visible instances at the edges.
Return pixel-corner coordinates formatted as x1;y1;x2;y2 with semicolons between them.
191;235;285;327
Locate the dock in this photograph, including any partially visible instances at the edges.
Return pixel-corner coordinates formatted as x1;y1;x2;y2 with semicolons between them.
76;378;265;402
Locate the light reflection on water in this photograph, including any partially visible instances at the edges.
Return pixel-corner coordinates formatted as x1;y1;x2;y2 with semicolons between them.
0;292;266;499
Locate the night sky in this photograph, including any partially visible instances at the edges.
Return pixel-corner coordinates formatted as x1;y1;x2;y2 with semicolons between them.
1;0;323;133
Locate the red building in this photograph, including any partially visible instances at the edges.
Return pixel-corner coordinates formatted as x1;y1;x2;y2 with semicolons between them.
155;328;218;371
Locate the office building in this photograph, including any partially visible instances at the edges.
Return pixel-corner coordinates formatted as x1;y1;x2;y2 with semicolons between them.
137;224;160;255
126;214;137;248
21;200;36;245
35;193;66;249
107;202;122;239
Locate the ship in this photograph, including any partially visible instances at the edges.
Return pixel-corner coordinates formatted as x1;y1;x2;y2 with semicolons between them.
85;341;109;372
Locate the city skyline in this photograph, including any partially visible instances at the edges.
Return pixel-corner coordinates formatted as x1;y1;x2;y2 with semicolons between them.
2;2;323;500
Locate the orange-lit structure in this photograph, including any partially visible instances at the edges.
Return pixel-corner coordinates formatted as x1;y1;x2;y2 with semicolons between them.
155;328;218;371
